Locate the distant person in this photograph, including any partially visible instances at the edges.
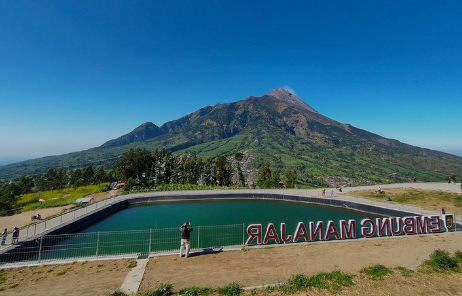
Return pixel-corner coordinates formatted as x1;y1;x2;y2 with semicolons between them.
386;196;392;201
378;187;383;193
12;227;19;244
179;222;193;258
322;189;326;196
338;187;343;193
1;228;7;245
330;189;334;197
413;176;417;182
442;208;446;215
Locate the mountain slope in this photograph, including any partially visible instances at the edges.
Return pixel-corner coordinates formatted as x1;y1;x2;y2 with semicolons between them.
1;88;461;184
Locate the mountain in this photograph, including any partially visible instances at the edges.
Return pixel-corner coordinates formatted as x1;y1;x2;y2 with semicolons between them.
1;88;461;185
101;122;164;148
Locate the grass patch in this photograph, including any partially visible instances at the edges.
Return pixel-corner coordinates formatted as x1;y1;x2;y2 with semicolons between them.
0;271;6;284
18;183;109;211
137;284;173;296
454;250;462;263
128;260;137;268
179;286;215;296
281;271;353;294
349;188;462;210
395;266;414;277
217;282;242;296
422;249;458;271
360;264;393;279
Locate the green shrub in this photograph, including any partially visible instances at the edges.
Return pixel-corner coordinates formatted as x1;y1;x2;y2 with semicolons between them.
360;264;393;279
179;286;215;296
423;249;458;271
454;250;462;263
281;271;353;294
137;284;173;296
127;260;137;268
395;266;414;277
218;282;242;296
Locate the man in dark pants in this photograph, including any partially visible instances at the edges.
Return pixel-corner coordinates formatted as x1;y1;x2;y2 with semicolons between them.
179;222;193;258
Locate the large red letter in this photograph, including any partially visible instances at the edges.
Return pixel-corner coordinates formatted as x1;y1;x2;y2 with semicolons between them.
293;222;310;242
325;221;340;240
310;221;324;241
246;224;262;245
263;223;281;244
416;216;430;234
376;218;391;237
391;217;403;236
340;220;356;239
429;215;442;233
403;216;416;235
361;219;376;238
280;223;293;243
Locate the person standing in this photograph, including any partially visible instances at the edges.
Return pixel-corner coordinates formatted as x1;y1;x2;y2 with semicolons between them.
12;227;19;244
179;222;193;258
1;228;7;245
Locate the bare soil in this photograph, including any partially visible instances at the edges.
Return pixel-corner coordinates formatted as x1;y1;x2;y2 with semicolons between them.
141;232;462;290
0;259;131;296
1;234;462;295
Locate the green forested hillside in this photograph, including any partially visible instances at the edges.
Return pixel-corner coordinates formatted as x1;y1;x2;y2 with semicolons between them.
1;88;461;185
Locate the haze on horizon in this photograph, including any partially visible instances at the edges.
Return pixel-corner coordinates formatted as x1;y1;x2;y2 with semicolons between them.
1;1;461;165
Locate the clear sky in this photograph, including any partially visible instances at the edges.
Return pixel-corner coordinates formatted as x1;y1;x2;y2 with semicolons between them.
1;0;461;165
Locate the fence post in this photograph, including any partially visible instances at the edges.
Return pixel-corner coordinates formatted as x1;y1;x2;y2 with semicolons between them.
60;214;62;225
34;224;37;236
242;223;245;246
38;235;44;262
148;229;152;254
96;232;100;257
197;226;200;249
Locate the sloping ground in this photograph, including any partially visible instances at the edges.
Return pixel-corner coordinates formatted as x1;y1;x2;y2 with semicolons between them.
141;233;462;290
1;233;462;295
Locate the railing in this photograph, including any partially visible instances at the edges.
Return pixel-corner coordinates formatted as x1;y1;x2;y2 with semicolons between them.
2;188;461;247
0;224;245;266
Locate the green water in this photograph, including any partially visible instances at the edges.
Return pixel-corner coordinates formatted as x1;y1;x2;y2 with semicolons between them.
36;200;379;261
80;199;376;233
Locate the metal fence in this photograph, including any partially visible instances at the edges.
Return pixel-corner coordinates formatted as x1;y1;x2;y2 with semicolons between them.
0;224;245;266
3;189;462;246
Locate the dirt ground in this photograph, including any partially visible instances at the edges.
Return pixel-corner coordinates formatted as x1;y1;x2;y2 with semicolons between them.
141;232;462;290
0;259;131;296
1;233;462;295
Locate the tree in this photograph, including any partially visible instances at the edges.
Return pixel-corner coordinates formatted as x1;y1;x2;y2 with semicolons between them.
235;152;246;187
284;168;297;188
82;166;95;185
214;156;233;186
17;176;34;194
272;169;281;188
0;183;21;211
202;157;215;186
257;161;272;188
93;166;108;187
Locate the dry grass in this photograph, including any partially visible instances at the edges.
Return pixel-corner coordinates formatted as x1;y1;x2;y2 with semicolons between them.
348;188;462;212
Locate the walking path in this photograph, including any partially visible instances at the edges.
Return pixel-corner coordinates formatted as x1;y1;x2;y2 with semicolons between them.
120;258;149;294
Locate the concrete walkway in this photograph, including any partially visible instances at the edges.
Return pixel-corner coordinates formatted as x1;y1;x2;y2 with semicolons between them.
120;258;149;294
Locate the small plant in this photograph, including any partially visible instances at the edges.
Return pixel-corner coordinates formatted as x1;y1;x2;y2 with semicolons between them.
395;266;414;277
218;282;242;296
360;264;393;279
128;260;137;269
281;274;308;294
454;250;462;263
423;249;458;271
137;284;173;296
281;271;353;293
179;286;215;296
108;290;127;296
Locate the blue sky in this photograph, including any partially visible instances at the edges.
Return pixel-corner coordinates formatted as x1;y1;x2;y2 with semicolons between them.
1;0;461;165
